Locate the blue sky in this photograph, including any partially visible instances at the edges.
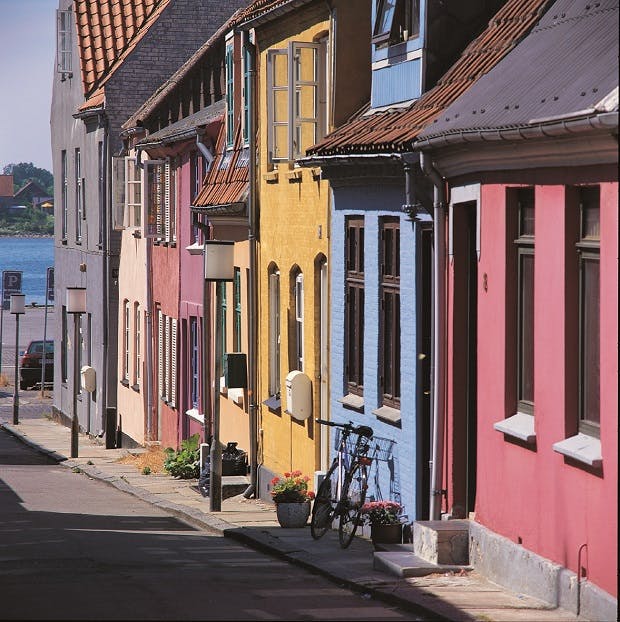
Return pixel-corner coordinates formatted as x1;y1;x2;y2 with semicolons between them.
0;0;57;172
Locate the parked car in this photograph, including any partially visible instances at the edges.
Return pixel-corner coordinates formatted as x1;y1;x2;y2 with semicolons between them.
19;340;54;390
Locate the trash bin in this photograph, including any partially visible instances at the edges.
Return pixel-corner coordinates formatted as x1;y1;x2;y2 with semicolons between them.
221;442;248;476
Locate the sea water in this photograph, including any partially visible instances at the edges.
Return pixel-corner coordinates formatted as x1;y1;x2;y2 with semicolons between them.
0;237;54;305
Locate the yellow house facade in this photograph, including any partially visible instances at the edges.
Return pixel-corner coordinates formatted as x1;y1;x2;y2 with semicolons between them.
252;2;332;492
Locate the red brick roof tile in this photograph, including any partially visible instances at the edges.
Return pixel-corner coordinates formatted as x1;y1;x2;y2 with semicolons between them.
307;0;552;157
74;0;170;98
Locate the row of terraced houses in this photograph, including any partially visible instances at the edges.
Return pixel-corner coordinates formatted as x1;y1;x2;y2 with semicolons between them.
50;1;617;618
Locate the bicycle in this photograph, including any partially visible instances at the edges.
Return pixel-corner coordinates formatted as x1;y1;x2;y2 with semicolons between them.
310;418;374;548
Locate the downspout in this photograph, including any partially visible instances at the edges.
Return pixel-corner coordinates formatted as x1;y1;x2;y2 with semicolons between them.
243;32;259;499
135;145;155;443
101;113;112;447
420;151;447;521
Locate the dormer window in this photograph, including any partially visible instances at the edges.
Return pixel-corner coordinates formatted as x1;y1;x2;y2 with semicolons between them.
373;0;420;47
56;9;73;77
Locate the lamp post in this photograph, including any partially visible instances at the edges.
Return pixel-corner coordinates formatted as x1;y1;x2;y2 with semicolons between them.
204;240;235;512
67;287;86;458
10;294;25;425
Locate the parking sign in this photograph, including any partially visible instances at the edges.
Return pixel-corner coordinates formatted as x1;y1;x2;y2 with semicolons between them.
1;270;23;310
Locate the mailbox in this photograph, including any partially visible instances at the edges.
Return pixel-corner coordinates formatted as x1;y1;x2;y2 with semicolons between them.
81;365;96;392
285;370;312;420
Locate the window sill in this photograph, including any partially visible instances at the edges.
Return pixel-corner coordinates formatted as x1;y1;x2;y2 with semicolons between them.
120;379;130;388
185;408;204;424
262;395;281;414
131;384;140;393
285;170;302;183
310;167;321;181
339;393;364;412
263;171;279;184
553;433;602;468
493;412;536;443
372;405;401;424
227;387;244;406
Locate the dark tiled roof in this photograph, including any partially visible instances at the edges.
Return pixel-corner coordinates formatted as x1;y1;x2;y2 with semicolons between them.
123;10;244;129
136;100;225;147
417;0;618;142
192;121;249;210
307;0;552;157
74;0;169;98
236;0;314;27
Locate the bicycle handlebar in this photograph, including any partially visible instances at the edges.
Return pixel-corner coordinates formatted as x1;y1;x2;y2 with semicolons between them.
315;419;373;439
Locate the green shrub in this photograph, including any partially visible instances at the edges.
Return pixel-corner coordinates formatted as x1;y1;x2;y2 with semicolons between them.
164;433;201;479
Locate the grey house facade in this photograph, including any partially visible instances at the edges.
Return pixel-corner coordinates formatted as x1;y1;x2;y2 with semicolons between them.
50;0;250;445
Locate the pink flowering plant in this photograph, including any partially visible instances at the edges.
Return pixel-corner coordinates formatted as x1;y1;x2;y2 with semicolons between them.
270;470;316;503
361;500;403;525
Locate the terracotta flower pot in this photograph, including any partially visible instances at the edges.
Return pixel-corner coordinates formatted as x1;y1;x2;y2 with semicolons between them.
370;523;402;544
276;501;311;528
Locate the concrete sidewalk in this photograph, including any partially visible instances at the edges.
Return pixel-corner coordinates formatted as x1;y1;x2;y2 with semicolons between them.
1;410;581;622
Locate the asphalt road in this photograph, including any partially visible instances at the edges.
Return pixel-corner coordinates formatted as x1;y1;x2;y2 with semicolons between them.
0;430;424;621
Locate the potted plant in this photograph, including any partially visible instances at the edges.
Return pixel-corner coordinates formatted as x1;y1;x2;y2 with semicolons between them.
361;500;404;544
270;470;315;528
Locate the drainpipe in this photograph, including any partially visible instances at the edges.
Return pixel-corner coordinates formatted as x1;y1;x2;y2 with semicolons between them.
420;151;447;521
196;134;215;169
101;113;113;446
243;32;259;499
135;146;155;443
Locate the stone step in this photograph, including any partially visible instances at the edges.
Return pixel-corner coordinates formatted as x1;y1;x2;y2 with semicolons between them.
222;475;250;500
413;520;470;565
374;547;472;578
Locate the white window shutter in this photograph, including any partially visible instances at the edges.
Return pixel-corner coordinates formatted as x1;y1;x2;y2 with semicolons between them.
170;318;177;408
164;161;171;243
165;315;171;402
111;156;125;230
158;310;164;399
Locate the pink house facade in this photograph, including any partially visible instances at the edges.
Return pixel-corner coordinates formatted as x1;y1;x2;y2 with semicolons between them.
415;1;618;618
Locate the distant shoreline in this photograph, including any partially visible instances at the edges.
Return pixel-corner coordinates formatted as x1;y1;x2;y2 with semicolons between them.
0;233;54;238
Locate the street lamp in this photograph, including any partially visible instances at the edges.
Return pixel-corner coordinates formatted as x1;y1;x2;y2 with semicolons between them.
10;294;25;425
204;240;235;512
67;287;86;458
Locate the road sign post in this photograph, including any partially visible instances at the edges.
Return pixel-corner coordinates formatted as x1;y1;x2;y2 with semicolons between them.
0;271;23;378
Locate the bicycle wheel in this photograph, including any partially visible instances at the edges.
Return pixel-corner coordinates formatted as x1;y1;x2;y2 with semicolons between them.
310;463;338;540
338;463;367;548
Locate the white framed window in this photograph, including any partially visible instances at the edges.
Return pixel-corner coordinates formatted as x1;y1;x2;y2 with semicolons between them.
268;268;281;396
134;304;141;386
125;157;142;228
75;149;84;242
373;0;420;46
226;43;234;149
267;40;326;162
294;270;304;371
123;301;130;382
56;9;73;76
61;150;68;239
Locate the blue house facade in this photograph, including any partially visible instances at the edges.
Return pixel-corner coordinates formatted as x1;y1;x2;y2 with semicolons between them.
302;0;509;521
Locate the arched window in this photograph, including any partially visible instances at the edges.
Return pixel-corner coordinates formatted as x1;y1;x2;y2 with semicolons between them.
268;265;281;397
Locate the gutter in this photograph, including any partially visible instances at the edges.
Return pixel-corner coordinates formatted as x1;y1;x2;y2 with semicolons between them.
419;152;447;522
414;111;618;150
297;153;401;168
243;33;259;499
